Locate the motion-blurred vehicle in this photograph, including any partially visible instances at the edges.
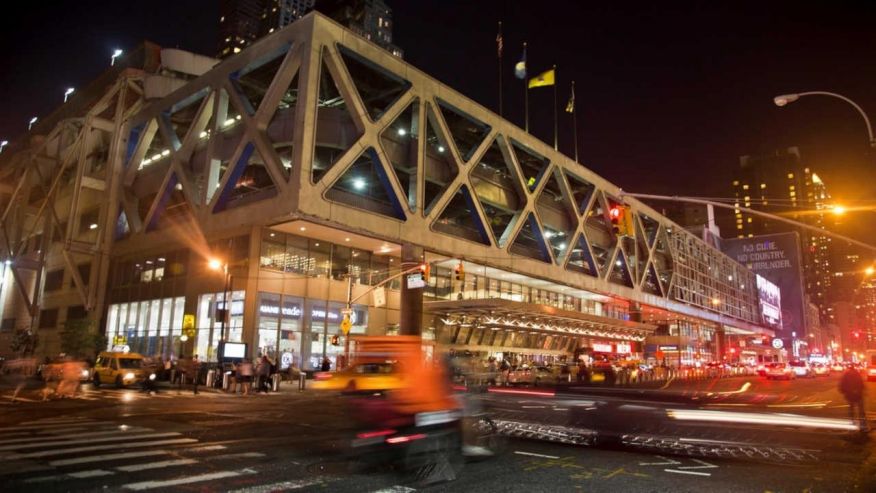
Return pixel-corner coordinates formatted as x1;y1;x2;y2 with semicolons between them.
831;363;844;372
788;360;814;378
765;362;795;380
41;357;91;382
866;350;876;382
505;366;555;386
312;360;401;392
92;351;148;388
812;363;830;376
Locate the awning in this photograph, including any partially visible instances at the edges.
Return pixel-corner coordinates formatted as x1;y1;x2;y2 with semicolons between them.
425;298;657;342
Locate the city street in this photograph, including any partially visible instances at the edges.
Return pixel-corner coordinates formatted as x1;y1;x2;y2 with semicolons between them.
1;375;874;492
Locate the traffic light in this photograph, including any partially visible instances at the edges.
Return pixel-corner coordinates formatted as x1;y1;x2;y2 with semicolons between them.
454;262;465;282
330;334;340;346
419;263;431;282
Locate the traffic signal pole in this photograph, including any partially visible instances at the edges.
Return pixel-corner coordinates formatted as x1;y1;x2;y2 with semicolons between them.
399;243;424;336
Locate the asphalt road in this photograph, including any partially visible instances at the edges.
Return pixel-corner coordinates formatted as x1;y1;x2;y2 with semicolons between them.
0;374;873;492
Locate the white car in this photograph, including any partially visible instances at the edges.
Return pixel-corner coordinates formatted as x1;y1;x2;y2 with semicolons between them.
788;360;813;378
812;364;830;376
765;363;795;380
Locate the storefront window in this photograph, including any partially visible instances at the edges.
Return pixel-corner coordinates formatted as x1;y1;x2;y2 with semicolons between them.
330;245;350;281
196;290;246;361
309;240;330;278
260;230;287;271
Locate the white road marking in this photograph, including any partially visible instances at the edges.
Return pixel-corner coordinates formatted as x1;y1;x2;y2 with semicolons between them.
211;452;266;460
639;456;682;466
19;417;93;425
187;444;228;452
1;395;41;402
521;405;546;409
69;469;115;478
370;486;417;493
227;478;328;493
665;468;711;476
2;422;105;431
0;427;152;446
123;469;255;490
8;438;198;459
0;432;180;451
678;459;718;470
50;450;169;466
116;458;199;472
514;451;559;459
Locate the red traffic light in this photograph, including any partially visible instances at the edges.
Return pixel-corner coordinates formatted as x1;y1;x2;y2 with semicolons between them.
609;207;622;220
729;347;736;354
853;331;860;338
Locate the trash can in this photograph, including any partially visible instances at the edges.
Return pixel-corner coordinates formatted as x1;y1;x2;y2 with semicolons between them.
272;373;281;392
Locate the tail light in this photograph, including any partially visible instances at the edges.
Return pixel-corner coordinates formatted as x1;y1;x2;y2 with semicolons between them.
314;372;332;381
386;433;427;444
356;429;396;439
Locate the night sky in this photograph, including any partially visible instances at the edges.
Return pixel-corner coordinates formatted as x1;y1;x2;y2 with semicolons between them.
2;1;875;241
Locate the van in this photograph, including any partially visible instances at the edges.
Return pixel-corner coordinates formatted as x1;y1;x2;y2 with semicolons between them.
93;351;148;388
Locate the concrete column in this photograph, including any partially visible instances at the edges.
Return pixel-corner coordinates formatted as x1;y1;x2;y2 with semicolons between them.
399;243;423;336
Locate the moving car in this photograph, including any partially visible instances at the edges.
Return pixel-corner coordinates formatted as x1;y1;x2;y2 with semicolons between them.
788;360;814;378
831;363;845;372
812;363;830;376
312;360;401;391
92;351;148;388
765;362;795;380
40;357;91;382
866;350;876;382
505;366;555;386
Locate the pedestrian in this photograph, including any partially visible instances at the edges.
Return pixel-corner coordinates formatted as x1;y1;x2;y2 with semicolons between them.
320;356;331;372
192;355;201;395
238;359;254;395
256;355;271;393
176;357;188;393
839;365;869;434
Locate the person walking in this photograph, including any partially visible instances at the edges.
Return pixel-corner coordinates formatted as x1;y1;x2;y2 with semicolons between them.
238;359;254;396
839;365;869;434
320;356;331;372
191;355;201;395
256;355;271;393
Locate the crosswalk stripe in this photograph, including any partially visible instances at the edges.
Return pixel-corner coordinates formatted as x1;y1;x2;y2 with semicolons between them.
211;452;266;460
8;438;198;459
49;450;169;467
19;417;93;425
228;478;328;493
0;432;181;452
116;458;199;472
1;395;41;402
187;444;227;452
69;469;115;478
123;469;255;490
0;427;153;446
3;422;105;432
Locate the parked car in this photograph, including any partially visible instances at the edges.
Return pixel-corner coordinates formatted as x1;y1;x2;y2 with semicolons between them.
765;362;795;380
788;360;814;378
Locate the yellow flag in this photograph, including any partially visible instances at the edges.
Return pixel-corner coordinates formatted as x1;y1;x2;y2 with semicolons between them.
528;68;555;89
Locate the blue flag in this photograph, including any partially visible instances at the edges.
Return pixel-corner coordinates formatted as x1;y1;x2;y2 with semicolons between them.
514;44;527;80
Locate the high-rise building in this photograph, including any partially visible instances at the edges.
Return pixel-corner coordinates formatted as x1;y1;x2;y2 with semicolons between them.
218;0;266;58
729;147;836;316
218;0;402;59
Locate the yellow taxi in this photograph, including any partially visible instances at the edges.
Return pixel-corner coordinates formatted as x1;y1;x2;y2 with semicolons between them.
311;336;422;392
92;351;148;388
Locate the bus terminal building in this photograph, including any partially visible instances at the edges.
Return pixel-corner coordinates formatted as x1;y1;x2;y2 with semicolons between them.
0;13;777;370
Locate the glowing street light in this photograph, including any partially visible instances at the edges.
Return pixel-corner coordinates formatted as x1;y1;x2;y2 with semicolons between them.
64;87;75;103
866;266;875;277
831;204;847;215
28;117;38;131
111;49;123;66
774;91;875;148
0;140;7;154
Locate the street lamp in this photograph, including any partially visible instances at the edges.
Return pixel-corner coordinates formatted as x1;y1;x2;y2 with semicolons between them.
0;140;7;154
208;259;232;341
28;117;38;131
111;49;123;66
774;91;875;148
63;87;74;103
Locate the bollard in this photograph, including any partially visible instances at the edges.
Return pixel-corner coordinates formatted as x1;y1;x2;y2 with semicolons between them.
298;372;306;392
272;373;281;392
222;372;230;391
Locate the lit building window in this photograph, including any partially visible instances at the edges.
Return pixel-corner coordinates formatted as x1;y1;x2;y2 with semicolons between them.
743;184;749;190
788;173;794;179
732;180;739;186
760;183;766;189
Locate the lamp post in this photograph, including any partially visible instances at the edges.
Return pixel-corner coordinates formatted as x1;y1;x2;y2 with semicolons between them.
28;117;38;131
208;259;232;341
774;91;875;148
111;49;123;66
63;87;75;103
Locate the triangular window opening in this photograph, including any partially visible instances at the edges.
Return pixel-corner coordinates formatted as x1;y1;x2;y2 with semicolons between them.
436;98;491;162
115;207;130;240
138;120;172;170
509;213;552;263
608;250;634;288
471;137;525;246
148;174;197;231
166;87;212;150
325;147;406;221
566;172;596;216
423;104;458;215
337;45;411;122
214;143;279;212
432;185;491;246
511;139;550;193
566;234;598;277
379;101;419;211
643;262;663;296
537;171;577;263
230;43;293;115
267;71;300;179
312;52;363;183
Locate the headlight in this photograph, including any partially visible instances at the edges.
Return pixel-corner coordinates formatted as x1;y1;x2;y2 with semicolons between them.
81;369;89;378
149;373;157;380
125;372;135;380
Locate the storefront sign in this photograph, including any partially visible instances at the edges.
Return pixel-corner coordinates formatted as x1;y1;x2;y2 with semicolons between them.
616;342;632;354
259;303;302;318
592;342;613;353
658;344;679;352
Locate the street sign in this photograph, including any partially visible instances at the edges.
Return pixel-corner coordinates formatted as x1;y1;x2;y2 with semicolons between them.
340;315;352;335
407;273;425;289
771;338;784;349
112;336;127;346
373;286;387;307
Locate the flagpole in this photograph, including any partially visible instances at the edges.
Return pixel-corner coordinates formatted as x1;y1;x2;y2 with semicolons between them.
524;42;529;133
497;21;503;118
571;80;578;163
552;65;558;151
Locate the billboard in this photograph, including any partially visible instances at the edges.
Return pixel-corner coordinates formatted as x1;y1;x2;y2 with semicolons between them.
756;274;782;330
722;232;806;338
